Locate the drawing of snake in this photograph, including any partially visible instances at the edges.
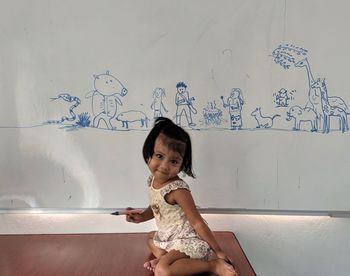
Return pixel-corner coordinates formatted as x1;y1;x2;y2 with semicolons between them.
47;93;81;124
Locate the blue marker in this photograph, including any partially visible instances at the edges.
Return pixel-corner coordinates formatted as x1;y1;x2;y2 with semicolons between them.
110;211;120;215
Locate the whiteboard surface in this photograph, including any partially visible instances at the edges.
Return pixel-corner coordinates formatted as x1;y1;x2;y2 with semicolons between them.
1;0;349;211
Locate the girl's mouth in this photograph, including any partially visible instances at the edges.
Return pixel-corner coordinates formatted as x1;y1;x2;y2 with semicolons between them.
157;170;168;175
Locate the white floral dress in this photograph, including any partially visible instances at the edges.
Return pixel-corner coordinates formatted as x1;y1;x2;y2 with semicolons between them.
148;176;212;259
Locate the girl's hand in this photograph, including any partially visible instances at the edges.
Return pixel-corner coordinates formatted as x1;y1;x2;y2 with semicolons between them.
123;207;144;223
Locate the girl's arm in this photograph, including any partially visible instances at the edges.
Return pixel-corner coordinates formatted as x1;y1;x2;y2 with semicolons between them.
124;205;154;223
169;189;228;259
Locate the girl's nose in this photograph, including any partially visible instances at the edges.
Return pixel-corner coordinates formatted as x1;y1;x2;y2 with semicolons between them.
159;161;169;171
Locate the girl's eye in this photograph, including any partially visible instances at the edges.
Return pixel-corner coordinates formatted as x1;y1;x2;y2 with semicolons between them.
171;160;179;165
155;153;163;159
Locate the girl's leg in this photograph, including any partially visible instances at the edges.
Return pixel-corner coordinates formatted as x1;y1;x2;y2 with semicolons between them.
147;231;167;258
144;232;167;271
156;250;237;276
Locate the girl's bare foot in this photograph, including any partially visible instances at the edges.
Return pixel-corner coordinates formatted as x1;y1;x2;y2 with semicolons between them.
143;258;159;272
211;258;238;276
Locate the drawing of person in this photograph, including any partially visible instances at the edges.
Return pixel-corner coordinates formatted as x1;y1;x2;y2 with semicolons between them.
151;87;168;119
175;82;197;127
221;88;244;130
275;88;290;107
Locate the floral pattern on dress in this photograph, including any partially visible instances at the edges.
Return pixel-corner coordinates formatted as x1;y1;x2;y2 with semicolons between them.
148;176;212;260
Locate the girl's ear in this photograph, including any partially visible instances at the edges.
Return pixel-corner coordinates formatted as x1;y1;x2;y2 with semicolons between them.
147;157;151;164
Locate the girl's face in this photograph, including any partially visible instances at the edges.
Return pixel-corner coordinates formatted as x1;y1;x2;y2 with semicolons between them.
148;135;183;185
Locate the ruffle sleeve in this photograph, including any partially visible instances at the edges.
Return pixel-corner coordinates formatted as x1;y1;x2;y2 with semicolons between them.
161;179;190;197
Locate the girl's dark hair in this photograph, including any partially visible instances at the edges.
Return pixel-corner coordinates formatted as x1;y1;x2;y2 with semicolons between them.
143;117;195;178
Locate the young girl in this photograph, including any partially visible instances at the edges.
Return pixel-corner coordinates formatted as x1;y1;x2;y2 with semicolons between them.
124;117;237;276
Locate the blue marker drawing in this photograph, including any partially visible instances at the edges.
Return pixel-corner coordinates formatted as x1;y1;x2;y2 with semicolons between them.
47;93;81;124
220;88;244;130
202;101;223;127
286;105;317;132
272;44;327;132
311;78;349;133
75;112;91;128
151;87;168;118
251;107;280;129
10;43;348;135
273;88;294;108
85;71;128;130
271;44;349;134
175;82;197;128
271;44;307;69
294;57;326;131
311;78;349;113
116;110;150;129
271;44;327;131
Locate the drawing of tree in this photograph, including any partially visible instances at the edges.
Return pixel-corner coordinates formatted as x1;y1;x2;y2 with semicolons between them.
271;44;308;69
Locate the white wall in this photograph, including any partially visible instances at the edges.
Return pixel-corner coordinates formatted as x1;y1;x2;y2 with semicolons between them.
1;214;349;276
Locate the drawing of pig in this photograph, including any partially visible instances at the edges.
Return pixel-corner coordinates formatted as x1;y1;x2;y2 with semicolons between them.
116;110;149;129
86;71;128;130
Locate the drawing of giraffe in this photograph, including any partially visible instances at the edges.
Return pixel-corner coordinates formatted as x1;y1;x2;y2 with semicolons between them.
294;58;324;130
312;78;349;133
312;79;349;113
